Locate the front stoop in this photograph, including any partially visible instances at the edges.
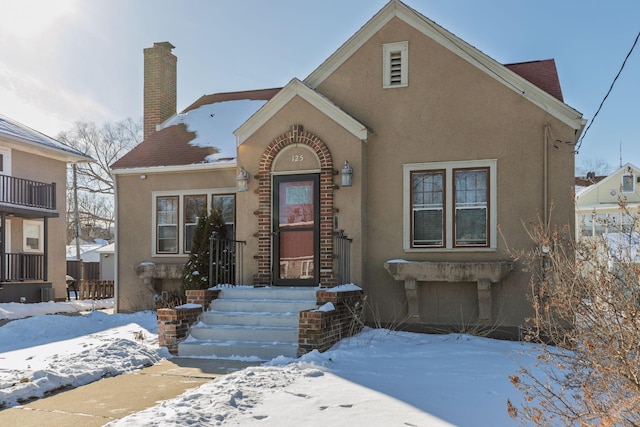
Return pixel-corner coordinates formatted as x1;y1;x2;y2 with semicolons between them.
178;287;318;360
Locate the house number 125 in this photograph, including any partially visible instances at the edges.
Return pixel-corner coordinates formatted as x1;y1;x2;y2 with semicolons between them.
291;154;304;162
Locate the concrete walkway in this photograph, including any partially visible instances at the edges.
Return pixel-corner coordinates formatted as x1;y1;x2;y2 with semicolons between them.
0;358;261;426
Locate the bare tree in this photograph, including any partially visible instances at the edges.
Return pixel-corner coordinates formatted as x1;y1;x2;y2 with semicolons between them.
576;157;614;178
507;205;640;426
59;118;141;243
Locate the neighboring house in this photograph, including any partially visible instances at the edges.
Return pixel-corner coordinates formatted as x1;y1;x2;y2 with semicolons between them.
66;240;105;263
95;243;115;281
0;114;92;303
112;0;585;337
576;163;640;239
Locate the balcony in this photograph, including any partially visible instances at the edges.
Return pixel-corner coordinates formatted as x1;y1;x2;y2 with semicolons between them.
2;253;46;282
0;174;57;217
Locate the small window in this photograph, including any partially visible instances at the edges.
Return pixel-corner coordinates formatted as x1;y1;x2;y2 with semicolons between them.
383;41;408;88
184;195;207;253
157;196;179;254
622;174;634;193
213;194;236;238
454;168;489;247
23;220;43;252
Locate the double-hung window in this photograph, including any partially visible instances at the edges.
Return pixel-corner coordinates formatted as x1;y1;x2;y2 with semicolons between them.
184;195;207;253
404;160;496;251
157;196;179;254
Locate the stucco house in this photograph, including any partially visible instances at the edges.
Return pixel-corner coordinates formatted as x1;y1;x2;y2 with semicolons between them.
0;114;92;303
112;0;585;344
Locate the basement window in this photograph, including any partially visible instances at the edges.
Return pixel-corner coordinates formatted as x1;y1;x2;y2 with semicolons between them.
383;41;408;88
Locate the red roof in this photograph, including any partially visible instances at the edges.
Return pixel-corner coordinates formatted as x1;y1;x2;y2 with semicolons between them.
113;61;566;170
504;59;564;102
112;88;280;169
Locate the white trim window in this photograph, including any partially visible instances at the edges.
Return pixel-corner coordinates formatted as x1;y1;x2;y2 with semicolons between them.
184;195;207;253
153;189;235;256
622;173;635;193
23;220;43;253
383;41;408;88
156;196;179;254
404;160;497;251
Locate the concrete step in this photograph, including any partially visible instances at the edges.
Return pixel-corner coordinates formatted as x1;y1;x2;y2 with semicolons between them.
178;339;298;360
189;323;298;343
210;298;318;313
218;286;318;301
179;286;318;360
200;311;299;328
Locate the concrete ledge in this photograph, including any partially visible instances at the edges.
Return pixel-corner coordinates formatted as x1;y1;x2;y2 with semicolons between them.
384;260;514;323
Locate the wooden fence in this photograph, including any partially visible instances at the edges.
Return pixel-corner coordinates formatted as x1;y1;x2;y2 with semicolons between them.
76;280;114;300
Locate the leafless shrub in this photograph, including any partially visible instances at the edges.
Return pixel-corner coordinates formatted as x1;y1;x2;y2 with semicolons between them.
508;207;640;426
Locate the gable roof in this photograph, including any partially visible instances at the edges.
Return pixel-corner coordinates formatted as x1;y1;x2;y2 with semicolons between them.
112;88;279;170
576;162;640;201
235;78;368;145
0;114;92;163
304;0;584;132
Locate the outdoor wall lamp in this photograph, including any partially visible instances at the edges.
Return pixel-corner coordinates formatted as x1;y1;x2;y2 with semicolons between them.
341;160;353;187
237;167;250;192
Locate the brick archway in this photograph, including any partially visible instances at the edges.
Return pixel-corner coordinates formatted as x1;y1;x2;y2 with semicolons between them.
254;124;335;286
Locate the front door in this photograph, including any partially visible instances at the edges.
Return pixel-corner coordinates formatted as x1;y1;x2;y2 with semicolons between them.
273;174;319;286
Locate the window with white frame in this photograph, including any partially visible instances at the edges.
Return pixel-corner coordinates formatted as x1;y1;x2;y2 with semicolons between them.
404;160;496;251
212;194;235;238
184;195;207;253
23;220;43;252
622;173;635;193
154;191;235;255
383;41;408;88
157;196;179;254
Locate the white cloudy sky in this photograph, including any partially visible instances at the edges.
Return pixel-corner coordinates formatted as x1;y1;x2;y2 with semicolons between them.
1;0;639;170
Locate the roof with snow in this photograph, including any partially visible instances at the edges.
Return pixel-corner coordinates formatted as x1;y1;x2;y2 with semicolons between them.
0;114;92;162
111;88;280;169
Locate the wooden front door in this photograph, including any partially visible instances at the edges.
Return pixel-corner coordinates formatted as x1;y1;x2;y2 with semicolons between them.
273;174;319;286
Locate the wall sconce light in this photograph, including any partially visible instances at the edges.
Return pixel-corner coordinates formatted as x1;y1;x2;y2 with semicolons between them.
237;167;250;192
341;160;353;187
140;174;147;180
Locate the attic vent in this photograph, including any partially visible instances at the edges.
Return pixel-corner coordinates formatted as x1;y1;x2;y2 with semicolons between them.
390;52;402;85
383;41;408;88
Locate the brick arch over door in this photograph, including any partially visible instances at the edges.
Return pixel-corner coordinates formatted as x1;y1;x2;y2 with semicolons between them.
255;124;335;286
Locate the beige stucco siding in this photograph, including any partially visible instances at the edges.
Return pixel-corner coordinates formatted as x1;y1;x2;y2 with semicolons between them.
310;17;576;328
237;95;365;286
11;149;68;298
115;168;236;311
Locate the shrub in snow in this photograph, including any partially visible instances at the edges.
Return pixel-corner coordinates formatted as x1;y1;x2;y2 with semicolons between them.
181;208;227;297
508;206;640;426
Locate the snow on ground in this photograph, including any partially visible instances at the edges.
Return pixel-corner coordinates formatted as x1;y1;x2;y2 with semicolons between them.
0;300;168;409
0;300;542;426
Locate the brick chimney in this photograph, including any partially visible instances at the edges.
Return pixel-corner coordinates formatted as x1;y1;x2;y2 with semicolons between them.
143;42;177;140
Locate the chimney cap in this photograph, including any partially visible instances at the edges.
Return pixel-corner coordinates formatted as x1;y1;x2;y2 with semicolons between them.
153;41;175;51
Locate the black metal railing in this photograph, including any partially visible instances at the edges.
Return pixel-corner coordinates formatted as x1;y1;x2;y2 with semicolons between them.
0;174;56;210
334;229;352;285
209;233;246;286
3;253;46;281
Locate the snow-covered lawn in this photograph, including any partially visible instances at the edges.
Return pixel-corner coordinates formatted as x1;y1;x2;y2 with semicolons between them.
0;300;541;426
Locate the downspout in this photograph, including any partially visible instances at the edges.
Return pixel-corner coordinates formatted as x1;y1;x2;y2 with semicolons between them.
43;217;48;281
113;173;119;313
73;164;81;261
544;125;549;225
